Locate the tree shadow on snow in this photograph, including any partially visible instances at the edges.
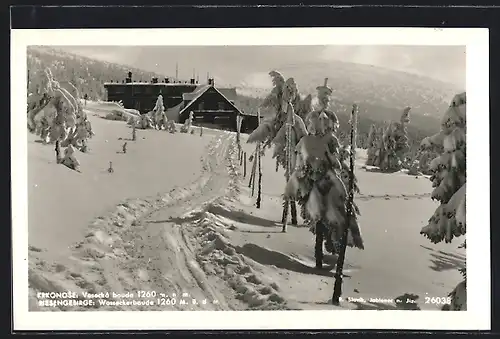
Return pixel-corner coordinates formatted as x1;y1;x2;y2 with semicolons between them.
419;245;466;272
363;167;401;174
239;230;286;234
234;243;336;277
206;205;280;228
145;211;206;225
351;293;421;310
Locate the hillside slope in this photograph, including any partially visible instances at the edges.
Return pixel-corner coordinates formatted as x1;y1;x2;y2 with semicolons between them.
27;46;167;101
237;60;461;116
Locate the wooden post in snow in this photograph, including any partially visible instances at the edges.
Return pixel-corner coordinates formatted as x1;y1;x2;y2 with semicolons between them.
243;152;247;177
236;113;242;161
256;108;263;208
332;104;359;305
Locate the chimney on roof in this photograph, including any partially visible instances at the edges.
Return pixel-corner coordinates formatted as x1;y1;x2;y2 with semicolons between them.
127;71;132;79
208;78;214;86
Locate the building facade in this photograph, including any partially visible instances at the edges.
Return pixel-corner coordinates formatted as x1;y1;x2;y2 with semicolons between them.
104;72;260;132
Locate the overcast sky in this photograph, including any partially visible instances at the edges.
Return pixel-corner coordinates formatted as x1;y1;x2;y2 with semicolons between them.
57;45;466;89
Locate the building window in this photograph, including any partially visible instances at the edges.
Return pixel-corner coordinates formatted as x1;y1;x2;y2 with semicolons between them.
218;101;225;110
198;102;204;111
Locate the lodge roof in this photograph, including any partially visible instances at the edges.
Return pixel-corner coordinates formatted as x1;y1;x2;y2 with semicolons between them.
179;85;243;117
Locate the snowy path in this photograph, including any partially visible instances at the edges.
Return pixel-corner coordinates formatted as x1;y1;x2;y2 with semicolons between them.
117;131;239;310
27;124;464;312
28;131;239;311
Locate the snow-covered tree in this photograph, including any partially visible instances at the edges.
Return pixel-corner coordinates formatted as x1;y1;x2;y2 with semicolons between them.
166;120;177;133
365;124;379;166
61;144;80;172
420;92;466;310
372;107;411;171
180;111;194;133
247;71;310;227
138;114;154;130
418;142;443;175
284;79;364;269
28;68;93;152
152;94;166;130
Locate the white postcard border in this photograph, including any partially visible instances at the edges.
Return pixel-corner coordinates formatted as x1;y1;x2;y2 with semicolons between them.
11;27;490;331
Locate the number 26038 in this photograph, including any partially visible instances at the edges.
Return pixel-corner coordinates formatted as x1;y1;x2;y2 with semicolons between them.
425;296;451;305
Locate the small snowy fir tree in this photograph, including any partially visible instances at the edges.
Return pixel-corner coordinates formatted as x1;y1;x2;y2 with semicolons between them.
167;120;177;133
373;107;411;171
284;79;364;269
180;111;194;133
152;94;166;130
365;124;379;166
139;113;154;129
420;92;466;311
247;71;309;226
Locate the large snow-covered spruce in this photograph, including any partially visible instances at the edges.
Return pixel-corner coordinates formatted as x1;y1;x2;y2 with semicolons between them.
247;71;311;226
420;92;466;311
284;79;364;267
27;67;93;162
420;92;466;243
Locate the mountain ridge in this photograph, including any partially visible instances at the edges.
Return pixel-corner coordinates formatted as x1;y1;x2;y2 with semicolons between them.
27;45;450;148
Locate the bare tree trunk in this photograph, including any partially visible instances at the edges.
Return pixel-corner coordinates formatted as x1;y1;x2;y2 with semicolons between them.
281;198;289;232
250;146;258;196
332;104;359;305
290;200;298;225
251;161;257;197
315;221;325;269
248;155;256;188
256;143;262;208
55;140;61;164
256;108;263;208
